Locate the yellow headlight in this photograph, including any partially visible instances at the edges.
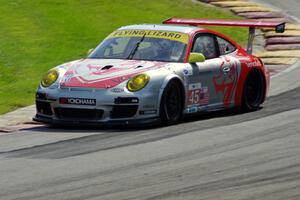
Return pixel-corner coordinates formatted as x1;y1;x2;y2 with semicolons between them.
127;74;150;92
41;69;59;87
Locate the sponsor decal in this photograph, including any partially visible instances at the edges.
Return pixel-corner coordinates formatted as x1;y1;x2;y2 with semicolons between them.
59;98;96;106
187;85;209;106
183;69;189;75
187;106;198;113
246;58;261;68
183;69;193;76
111;88;124;93
108;30;189;44
188;83;202;90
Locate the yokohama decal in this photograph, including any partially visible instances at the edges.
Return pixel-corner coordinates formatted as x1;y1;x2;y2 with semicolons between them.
59;98;96;106
213;56;240;107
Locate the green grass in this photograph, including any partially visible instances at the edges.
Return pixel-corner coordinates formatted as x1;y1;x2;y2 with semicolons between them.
0;0;247;114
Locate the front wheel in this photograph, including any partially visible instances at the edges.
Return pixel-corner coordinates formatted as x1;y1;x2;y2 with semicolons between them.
160;80;184;125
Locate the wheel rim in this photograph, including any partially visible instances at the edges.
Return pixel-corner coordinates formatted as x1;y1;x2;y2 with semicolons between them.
164;83;182;120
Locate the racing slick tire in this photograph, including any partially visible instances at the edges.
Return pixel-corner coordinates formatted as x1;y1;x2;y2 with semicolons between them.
241;69;265;111
160;80;184;125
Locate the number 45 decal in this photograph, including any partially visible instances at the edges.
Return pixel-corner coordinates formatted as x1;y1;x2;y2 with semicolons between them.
188;89;201;104
188;87;209;105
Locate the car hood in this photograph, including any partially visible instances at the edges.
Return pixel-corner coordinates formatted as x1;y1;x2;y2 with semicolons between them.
60;59;168;89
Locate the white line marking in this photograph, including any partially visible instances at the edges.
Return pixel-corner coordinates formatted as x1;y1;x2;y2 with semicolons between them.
271;59;300;78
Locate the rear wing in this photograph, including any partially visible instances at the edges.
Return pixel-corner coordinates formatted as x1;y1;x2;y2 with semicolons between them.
163;18;286;54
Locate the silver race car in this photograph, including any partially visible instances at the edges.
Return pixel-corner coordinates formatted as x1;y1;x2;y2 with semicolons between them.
34;18;285;126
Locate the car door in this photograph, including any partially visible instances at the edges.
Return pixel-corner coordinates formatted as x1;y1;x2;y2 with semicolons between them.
214;36;241;107
187;33;240;111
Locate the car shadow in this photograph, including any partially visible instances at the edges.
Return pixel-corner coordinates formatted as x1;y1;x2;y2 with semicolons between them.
20;107;259;134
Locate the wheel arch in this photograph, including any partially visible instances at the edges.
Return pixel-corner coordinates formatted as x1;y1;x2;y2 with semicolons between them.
157;74;186;115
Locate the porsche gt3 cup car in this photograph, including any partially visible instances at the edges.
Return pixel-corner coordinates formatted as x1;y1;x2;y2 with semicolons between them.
33;18;285;126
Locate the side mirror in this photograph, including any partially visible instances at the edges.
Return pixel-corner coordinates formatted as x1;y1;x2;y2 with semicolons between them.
188;53;205;63
87;48;94;55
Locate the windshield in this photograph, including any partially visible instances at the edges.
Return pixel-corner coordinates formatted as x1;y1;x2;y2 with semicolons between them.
88;29;189;62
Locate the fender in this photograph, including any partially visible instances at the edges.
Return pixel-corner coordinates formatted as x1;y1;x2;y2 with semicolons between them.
157;74;186;114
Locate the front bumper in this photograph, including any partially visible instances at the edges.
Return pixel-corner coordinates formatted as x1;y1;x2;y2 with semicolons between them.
34;86;161;126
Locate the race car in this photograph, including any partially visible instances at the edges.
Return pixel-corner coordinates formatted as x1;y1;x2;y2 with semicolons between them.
33;18;285;126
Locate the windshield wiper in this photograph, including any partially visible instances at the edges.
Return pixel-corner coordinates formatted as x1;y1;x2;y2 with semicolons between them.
127;33;146;60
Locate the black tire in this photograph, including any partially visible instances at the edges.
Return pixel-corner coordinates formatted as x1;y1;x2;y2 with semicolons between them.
241;69;265;111
160;80;184;125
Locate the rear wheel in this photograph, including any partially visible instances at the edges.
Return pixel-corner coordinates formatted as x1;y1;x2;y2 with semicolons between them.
242;69;265;111
160;80;184;125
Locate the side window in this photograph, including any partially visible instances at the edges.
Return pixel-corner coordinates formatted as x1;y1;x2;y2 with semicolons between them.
217;37;236;55
192;35;218;59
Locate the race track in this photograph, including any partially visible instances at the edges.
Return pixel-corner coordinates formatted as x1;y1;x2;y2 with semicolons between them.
1;1;300;199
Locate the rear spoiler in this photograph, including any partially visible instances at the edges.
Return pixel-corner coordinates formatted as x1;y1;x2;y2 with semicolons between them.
163;18;285;54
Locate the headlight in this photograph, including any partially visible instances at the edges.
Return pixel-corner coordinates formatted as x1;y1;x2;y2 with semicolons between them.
41;69;59;87
127;74;150;92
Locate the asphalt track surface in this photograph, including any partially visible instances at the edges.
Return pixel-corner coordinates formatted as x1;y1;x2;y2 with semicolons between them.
254;0;300;23
1;2;300;200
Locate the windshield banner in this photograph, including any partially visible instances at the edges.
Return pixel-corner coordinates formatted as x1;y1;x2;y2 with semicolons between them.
108;29;189;44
